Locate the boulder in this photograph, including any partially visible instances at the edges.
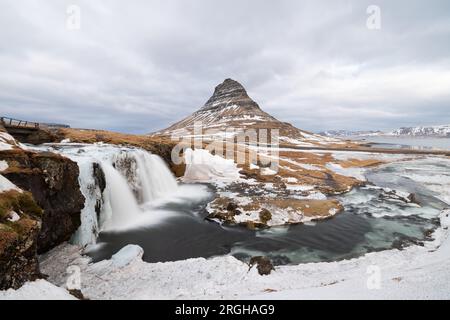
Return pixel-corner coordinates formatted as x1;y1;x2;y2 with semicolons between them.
259;208;272;224
249;256;275;276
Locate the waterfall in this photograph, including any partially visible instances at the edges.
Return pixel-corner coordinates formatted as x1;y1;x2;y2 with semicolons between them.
99;162;142;230
132;150;178;203
55;144;178;247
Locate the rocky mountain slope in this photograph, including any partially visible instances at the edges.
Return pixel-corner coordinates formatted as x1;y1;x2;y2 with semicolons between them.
153;79;341;147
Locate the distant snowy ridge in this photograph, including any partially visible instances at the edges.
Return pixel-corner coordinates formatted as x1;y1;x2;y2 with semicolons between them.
386;125;450;137
320;125;450;137
319;130;382;137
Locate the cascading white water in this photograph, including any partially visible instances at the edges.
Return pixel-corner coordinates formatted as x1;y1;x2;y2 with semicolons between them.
46;143;179;246
132;150;178;203
100;162;142;230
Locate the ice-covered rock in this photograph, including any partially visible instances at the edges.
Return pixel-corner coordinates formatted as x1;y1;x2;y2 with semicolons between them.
111;245;144;268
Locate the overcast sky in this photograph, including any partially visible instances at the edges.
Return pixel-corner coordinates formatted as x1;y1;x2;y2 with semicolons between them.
1;0;449;133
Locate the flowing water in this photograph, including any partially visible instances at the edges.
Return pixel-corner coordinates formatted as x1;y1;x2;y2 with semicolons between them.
351;136;450;150
85;156;450;266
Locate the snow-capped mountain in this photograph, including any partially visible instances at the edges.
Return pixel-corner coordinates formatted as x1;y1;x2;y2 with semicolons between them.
319;130;382;137
386;125;450;137
154;79;336;145
320;125;450;138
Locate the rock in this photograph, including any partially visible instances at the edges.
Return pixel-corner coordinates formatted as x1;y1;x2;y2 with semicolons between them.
234;209;242;216
259;208;272;224
407;193;420;205
249;256;275;276
6;128;60;145
0;149;85;253
226;202;238;211
68;289;88;300
238;221;267;230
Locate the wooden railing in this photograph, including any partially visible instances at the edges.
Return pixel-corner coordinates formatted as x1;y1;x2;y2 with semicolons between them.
0;116;40;129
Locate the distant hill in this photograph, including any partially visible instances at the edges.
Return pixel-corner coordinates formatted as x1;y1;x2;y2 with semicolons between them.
320;125;450;138
319;130;382;137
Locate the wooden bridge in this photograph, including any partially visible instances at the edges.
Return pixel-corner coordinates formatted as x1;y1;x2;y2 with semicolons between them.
1;116;41;130
1;116;45;142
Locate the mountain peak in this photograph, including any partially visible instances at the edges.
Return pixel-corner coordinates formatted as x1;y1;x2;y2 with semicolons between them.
154;78;325;144
201;78;256;111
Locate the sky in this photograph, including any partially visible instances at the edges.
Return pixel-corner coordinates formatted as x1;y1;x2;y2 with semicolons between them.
1;0;450;134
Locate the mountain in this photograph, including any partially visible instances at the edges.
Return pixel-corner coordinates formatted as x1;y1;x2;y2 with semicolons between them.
319;130;382;137
154;78;335;145
320;125;450;138
386;125;450;137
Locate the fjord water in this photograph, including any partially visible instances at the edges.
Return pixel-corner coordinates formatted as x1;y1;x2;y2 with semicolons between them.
354;136;450;150
88;158;448;266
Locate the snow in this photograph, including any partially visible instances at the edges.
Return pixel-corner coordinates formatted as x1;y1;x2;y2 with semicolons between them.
249;163;259;170
326;163;366;181
0;132;16;150
0;174;22;193
0;160;8;172
0;280;76;300
279;136;315;147
388;124;450;137
183;148;240;182
7;211;20;222
260;167;277;176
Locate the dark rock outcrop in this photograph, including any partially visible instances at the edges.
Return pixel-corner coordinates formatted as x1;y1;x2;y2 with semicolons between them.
259;208;272;224
5;127;60;145
0;150;85;253
202;78;263;112
249;256;275;276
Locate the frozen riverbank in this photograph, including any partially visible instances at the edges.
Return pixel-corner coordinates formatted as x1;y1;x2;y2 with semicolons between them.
10;206;444;300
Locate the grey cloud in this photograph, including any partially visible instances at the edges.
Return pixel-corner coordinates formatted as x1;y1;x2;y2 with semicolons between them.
0;0;449;133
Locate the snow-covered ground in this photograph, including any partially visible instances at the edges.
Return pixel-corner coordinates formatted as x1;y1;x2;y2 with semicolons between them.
20;205;446;300
0;280;75;300
2;143;450;300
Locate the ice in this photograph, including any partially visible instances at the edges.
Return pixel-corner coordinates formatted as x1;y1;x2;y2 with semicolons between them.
111;245;144;268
